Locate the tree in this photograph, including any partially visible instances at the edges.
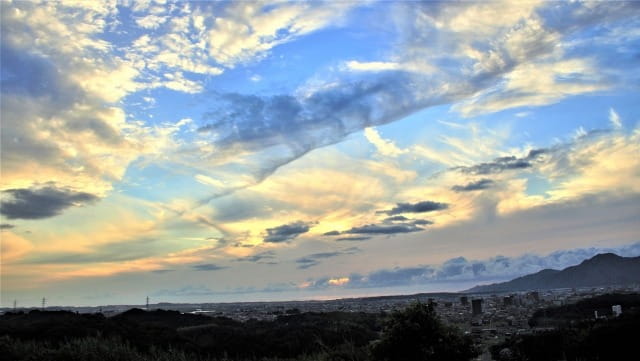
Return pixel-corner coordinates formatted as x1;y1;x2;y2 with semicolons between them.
371;302;478;361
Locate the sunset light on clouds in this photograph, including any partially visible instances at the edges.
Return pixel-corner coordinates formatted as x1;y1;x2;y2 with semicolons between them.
1;0;639;307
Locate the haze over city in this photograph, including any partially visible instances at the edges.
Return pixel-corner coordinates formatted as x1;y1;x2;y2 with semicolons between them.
1;0;639;307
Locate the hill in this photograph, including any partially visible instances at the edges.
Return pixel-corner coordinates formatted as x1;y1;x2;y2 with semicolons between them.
466;253;640;293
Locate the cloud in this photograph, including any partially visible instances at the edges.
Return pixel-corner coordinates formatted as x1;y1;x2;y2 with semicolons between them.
336;236;371;242
206;1;358;67
451;179;495;192
263;221;312;243
452;149;548;175
192;263;227;271
323;230;341;236
0;185;98;220
346;61;403;72
383;215;410;222
411;219;433;226
296;247;360;269
135;14;167;29
307;242;640;290
346;223;424;235
609;108;622;129
151;269;174;274
235;250;277;263
350;266;435;288
21;237;176;265
379;201;449;215
364;127;406;157
0;1;174;199
179;1;639;200
0;223;15;230
186;71;442;197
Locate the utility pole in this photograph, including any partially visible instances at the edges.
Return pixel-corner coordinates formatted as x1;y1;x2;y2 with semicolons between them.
41;297;46;310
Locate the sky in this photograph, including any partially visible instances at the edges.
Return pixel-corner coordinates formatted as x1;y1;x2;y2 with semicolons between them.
1;0;639;307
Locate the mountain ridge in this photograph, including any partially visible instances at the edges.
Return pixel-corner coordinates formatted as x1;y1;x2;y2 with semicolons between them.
465;253;640;293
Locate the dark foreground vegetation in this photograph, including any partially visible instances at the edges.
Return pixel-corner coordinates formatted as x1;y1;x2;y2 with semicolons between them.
3;294;639;361
491;293;640;361
0;302;477;361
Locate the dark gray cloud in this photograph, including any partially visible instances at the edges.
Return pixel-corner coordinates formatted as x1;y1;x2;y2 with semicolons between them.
296;248;360;269
383;215;410;222
411;219;433;226
0;185;99;220
151;269;174;274
263;221;312;243
336;236;371;242
384;216;432;226
451;178;495;192
192;263;227;271
235;250;277;263
453;149;548;175
324;217;432;238
0;223;15;230
346;223;424;235
378;201;448;216
350;266;435;288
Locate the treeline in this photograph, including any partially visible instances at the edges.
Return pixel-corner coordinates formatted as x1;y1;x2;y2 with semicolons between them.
492;293;640;361
0;302;478;361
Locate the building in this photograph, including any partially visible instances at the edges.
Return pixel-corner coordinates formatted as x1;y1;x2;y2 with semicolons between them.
529;291;540;302
612;305;622;317
472;299;483;316
460;296;469;306
503;296;513;306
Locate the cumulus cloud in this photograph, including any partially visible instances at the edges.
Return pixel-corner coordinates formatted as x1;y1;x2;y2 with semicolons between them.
307;242;640;290
350;267;435;288
0;185;98;220
378;201;449;215
263;221;312;243
451;179;495;192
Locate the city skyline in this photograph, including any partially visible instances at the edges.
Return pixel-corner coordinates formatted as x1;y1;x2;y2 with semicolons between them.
1;0;640;306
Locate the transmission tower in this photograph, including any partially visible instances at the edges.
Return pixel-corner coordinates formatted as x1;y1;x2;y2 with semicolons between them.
146;296;149;311
41;297;46;310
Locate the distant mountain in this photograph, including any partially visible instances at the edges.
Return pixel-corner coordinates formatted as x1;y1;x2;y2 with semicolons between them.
466;253;640;293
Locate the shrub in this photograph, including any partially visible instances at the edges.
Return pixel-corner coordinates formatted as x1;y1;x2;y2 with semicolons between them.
371;302;478;361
